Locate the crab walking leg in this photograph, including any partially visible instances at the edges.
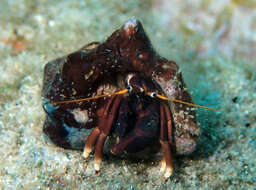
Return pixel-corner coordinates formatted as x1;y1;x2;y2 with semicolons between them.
83;95;118;159
159;104;167;172
83;127;101;159
159;103;174;179
93;95;122;172
94;133;107;172
162;103;174;146
160;140;173;179
160;156;166;172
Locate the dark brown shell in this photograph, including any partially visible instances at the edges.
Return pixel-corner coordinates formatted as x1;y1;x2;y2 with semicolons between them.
42;18;200;154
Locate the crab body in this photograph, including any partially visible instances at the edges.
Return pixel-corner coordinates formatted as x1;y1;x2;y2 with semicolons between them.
42;19;200;179
111;73;161;154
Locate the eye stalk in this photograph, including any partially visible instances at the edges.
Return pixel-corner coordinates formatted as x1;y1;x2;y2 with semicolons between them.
127;85;133;93
150;92;157;98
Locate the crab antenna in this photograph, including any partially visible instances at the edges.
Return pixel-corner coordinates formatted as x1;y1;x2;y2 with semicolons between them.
53;89;128;104
154;93;223;112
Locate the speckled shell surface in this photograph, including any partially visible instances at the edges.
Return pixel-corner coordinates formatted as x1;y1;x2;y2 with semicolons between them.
42;18;200;154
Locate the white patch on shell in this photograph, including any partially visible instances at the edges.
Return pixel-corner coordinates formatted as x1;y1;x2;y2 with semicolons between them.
70;108;89;124
138;54;144;59
177;110;185;119
71;88;77;95
84;43;99;50
123;18;138;31
162;64;172;70
96;83;118;95
84;70;94;80
154;77;178;98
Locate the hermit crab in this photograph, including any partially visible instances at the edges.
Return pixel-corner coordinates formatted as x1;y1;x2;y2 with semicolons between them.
42;19;218;179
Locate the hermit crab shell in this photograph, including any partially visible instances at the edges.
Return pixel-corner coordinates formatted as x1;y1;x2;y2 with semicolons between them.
42;18;200;155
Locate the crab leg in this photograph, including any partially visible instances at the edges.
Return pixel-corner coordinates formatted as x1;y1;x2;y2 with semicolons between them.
162;102;174;147
94;133;107;172
83;127;101;159
160;140;173;179
159;104;167;171
159;102;174;179
83;96;116;159
83;95;122;172
94;96;122;171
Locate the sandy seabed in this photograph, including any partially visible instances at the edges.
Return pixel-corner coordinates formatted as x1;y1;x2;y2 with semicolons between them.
0;1;255;189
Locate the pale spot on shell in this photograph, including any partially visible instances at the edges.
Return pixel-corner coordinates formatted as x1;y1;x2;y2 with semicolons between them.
138;54;144;59
84;70;94;80
162;64;172;70
71;88;77;95
123;18;139;36
83;43;99;50
70;108;89;124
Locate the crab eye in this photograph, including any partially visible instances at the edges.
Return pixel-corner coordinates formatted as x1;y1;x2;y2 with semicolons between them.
127;85;133;92
150;92;157;98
